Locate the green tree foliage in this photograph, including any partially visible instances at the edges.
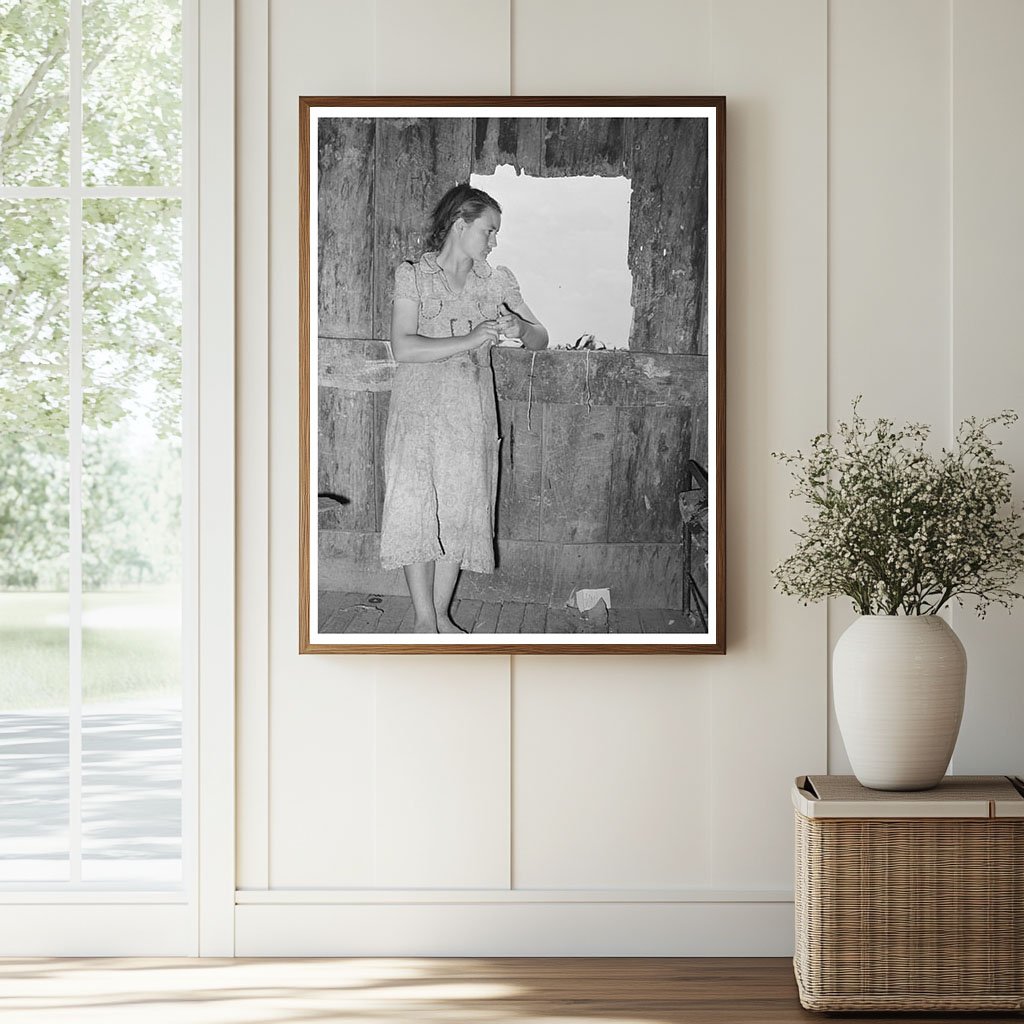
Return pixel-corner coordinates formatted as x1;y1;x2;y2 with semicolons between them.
0;440;68;587
82;427;182;589
0;0;69;186
84;198;182;439
0;0;182;590
82;0;181;186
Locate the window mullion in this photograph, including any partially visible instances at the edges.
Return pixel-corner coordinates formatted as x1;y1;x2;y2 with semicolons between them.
68;0;83;885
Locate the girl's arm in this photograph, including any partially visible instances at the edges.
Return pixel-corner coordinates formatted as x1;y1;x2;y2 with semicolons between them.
514;299;549;351
390;296;497;363
499;298;549;351
496;266;549;351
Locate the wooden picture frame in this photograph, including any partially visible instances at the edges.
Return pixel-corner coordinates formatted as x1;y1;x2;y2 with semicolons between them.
300;96;725;654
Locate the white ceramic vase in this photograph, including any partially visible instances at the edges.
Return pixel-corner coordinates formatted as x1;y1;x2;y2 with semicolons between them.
833;615;967;791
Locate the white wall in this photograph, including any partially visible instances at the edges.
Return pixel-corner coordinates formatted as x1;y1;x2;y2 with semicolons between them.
234;0;1024;955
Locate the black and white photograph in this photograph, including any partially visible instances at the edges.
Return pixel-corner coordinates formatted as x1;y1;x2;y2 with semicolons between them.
299;98;725;653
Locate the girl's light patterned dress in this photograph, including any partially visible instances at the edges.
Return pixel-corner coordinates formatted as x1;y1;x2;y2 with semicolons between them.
379;251;523;573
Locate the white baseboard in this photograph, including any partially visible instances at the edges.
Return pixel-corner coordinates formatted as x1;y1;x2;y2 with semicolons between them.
0;904;195;956
235;898;795;956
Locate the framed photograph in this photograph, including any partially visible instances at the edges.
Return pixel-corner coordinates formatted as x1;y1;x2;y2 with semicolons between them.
299;96;725;654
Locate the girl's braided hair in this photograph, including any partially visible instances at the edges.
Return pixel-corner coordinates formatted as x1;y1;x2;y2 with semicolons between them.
423;183;502;253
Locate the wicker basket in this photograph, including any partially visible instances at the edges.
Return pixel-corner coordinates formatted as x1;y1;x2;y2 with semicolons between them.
793;775;1024;1012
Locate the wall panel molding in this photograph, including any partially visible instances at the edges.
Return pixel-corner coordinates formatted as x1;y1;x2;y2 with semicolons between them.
235;901;794;956
231;0;1024;957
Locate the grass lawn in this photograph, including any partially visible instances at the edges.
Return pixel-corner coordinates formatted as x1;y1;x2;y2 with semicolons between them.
0;589;181;710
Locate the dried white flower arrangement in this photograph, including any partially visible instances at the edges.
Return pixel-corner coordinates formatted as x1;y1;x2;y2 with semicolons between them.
772;400;1024;616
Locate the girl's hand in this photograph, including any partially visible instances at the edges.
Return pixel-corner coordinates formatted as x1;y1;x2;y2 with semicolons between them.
468;320;499;348
496;311;523;339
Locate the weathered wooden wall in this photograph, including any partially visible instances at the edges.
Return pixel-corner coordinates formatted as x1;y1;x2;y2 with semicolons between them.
627;118;709;355
317;118;375;338
318;342;708;609
316;114;710;610
317;115;709;350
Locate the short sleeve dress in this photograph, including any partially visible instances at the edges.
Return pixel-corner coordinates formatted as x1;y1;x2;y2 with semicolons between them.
379;252;525;573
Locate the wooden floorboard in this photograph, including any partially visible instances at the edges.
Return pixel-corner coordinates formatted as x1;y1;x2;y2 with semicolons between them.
544;604;575;634
318;591;703;636
472;600;501;634
319;592;366;633
522;602;548;633
2;957;1016;1022
316;589;351;632
375;594;412;632
495;600;526;634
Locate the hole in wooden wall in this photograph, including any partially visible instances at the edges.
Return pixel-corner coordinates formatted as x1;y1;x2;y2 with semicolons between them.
469;164;634;350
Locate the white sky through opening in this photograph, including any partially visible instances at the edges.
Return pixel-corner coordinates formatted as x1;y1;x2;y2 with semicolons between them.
469;164;633;349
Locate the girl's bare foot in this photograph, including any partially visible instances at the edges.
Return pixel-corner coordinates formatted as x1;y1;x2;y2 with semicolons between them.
436;615;466;634
413;617;438;633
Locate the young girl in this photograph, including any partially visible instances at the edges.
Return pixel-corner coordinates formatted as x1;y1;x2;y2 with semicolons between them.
380;184;549;633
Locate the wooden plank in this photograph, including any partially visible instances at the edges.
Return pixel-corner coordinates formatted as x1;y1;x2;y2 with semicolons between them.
320;592;371;634
608;405;693;543
317;117;375;339
495;601;526;635
473;117;543;175
318;529;408;597
376;594;412;633
319;337;394;392
496;399;542;541
311;344;729;411
453;599;482;632
627;117;708;354
373;390;390;532
541;404;615;544
372;118;474;338
317;387;376;531
492;348;586;405
589;352;707;410
521;603;548;634
491;348;707;408
610;606;642;634
472;601;501;634
319;339;717;408
541;117;629;176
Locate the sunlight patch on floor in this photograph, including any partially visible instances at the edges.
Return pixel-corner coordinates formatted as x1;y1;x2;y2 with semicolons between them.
0;958;676;1024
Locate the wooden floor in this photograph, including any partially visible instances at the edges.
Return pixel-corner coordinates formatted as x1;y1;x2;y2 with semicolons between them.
319;591;702;635
0;957;1018;1022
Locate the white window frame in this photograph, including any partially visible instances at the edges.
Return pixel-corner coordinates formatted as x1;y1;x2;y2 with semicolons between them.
0;0;235;956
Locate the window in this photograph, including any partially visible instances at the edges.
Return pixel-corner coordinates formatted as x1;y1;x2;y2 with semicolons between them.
0;0;192;889
470;163;634;348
